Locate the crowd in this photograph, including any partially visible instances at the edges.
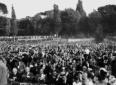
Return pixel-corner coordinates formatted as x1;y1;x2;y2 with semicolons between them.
1;41;116;85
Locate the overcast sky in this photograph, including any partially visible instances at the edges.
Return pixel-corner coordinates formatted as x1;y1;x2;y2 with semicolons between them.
0;0;116;19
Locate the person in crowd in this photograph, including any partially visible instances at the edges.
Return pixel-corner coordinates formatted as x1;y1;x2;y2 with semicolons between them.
9;67;21;82
22;67;34;83
0;41;116;85
0;57;8;85
38;68;46;84
73;71;82;85
87;71;94;85
95;68;109;85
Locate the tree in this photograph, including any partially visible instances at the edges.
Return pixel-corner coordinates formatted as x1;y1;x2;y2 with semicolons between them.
60;8;81;36
10;5;18;36
88;10;104;42
0;16;8;35
53;4;62;35
76;0;86;17
18;18;34;35
5;18;11;36
39;17;54;35
78;17;91;36
88;10;102;34
0;3;9;36
95;24;104;43
98;5;116;35
32;13;42;35
0;3;8;14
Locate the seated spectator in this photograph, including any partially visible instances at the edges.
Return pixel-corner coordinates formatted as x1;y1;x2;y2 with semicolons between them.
18;61;25;74
73;72;82;85
56;67;67;85
0;57;8;85
22;67;34;83
38;69;46;84
108;75;116;85
96;68;109;85
9;68;21;82
87;71;94;85
30;63;40;75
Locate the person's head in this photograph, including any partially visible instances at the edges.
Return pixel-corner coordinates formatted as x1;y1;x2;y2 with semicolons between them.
73;59;76;63
72;67;76;72
34;63;38;67
19;61;23;65
13;68;18;74
82;66;87;72
40;69;44;74
62;66;66;72
53;71;57;76
77;71;82;81
111;54;116;61
87;71;94;80
98;68;107;81
25;67;30;73
29;49;34;56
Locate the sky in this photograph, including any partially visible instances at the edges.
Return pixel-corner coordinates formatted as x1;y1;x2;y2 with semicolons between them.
0;0;116;19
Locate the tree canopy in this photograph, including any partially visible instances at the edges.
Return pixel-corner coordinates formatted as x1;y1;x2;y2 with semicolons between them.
0;3;8;14
0;1;116;39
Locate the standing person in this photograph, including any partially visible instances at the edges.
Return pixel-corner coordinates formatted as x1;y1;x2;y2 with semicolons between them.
111;55;116;77
0;57;8;85
95;68;109;85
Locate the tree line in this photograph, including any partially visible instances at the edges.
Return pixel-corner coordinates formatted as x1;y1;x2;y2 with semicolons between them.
0;0;116;38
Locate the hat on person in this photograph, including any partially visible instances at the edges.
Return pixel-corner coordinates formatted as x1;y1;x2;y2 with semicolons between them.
99;68;107;77
100;68;107;73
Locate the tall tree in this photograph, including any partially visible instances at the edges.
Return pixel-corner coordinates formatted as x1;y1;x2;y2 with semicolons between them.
18;18;35;35
88;10;102;34
32;13;42;35
98;5;116;35
0;3;9;36
5;18;11;36
10;5;18;36
78;16;91;36
76;0;86;17
53;4;61;35
11;5;16;19
61;8;81;36
0;16;8;35
0;3;8;14
95;24;104;43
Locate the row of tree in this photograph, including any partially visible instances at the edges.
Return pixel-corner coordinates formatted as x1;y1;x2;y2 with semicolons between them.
17;0;87;36
0;0;116;37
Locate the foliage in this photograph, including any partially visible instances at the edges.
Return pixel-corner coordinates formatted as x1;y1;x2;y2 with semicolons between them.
78;17;90;36
98;5;116;35
88;10;102;35
1;1;116;40
95;24;104;43
0;16;7;28
10;6;18;36
76;0;86;17
53;4;61;35
0;3;8;14
60;8;81;36
17;18;34;35
39;17;54;35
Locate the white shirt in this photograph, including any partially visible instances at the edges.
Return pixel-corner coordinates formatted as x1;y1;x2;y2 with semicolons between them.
88;80;94;85
73;82;82;85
